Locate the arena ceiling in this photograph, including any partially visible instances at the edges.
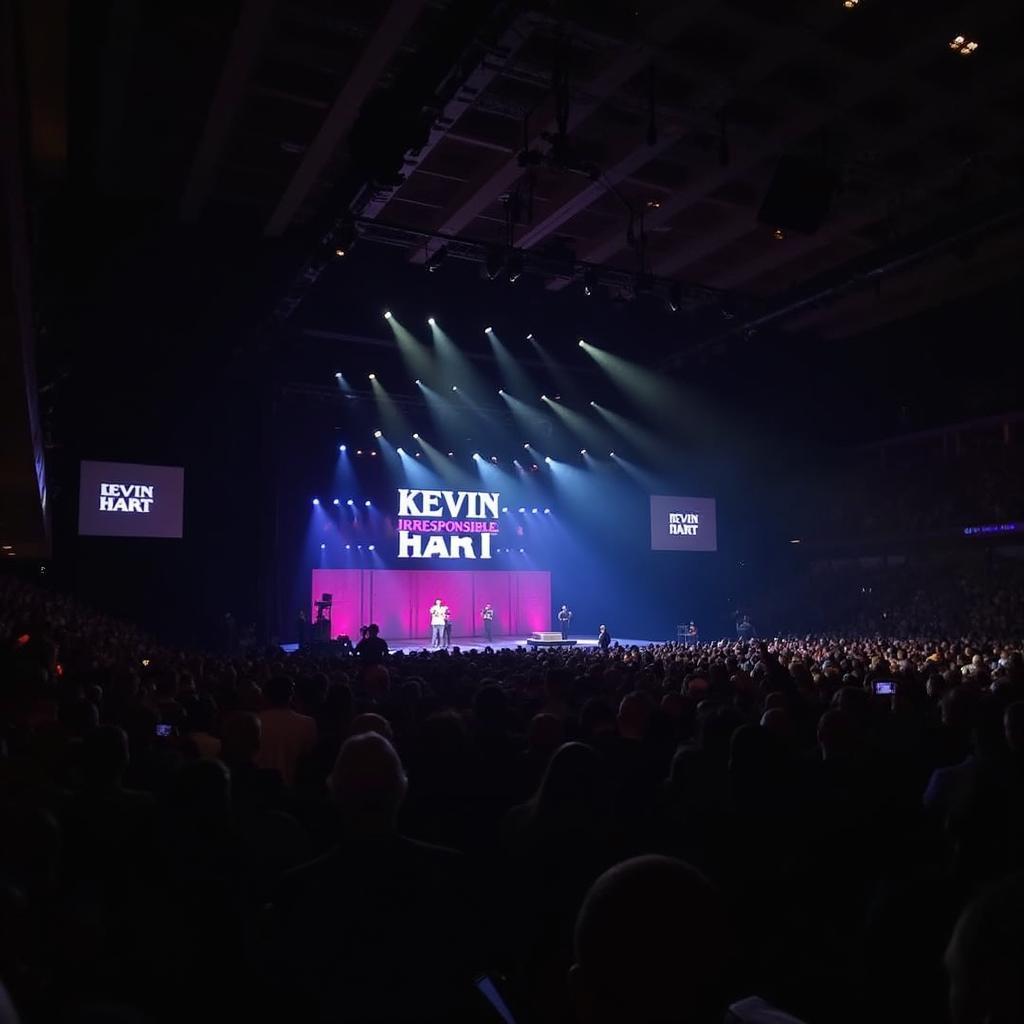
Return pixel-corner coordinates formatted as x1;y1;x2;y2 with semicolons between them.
27;0;1024;342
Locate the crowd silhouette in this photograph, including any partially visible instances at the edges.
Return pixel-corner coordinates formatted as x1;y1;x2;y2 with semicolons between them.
2;576;1024;1023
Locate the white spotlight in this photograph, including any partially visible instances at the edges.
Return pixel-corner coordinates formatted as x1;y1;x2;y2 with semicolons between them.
412;432;420;440
427;317;435;325
451;385;458;392
373;430;382;438
484;326;493;333
368;372;376;380
384;310;392;319
580;449;587;455
397;447;405;455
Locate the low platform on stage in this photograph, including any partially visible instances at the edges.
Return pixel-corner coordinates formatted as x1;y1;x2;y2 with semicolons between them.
526;631;577;648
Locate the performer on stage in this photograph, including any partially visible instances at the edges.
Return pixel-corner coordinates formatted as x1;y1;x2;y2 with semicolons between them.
558;604;573;640
686;621;698;646
481;603;494;643
430;598;448;648
443;607;452;649
598;624;611;650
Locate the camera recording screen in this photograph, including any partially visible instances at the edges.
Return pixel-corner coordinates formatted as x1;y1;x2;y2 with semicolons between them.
650;495;717;552
78;461;185;538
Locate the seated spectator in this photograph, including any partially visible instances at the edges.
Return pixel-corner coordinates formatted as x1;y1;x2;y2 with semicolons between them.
268;733;475;1022
257;676;317;786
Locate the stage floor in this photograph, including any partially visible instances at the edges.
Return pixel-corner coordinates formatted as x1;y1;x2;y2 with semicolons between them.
280;635;655;654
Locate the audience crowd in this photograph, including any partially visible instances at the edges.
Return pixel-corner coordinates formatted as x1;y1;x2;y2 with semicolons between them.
2;576;1024;1024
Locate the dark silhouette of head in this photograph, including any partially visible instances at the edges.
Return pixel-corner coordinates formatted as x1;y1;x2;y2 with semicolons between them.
266;675;294;709
221;712;261;766
946;872;1024;1024
327;732;407;838
530;742;608;829
79;725;130;788
571;855;731;1023
367;624;380;637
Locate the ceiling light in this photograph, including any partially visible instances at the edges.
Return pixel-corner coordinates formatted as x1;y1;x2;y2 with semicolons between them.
383;311;392;319
484;326;493;333
451;385;458;392
949;34;978;54
772;227;785;240
427;317;435;326
580;449;587;455
368;372;376;380
843;0;858;7
484;249;504;280
373;430;382;438
412;432;420;440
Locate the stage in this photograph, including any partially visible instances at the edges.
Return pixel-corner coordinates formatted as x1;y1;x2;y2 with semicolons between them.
280;635;656;654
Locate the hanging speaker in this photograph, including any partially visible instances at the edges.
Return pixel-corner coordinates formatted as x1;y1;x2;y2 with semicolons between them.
758;155;838;234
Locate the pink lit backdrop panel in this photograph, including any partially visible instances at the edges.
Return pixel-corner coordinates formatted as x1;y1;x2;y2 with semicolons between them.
311;569;551;640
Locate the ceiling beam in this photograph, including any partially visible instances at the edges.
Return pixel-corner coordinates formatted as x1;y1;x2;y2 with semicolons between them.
410;3;698;264
179;0;275;222
661;40;1021;286
264;0;428;237
557;8;989;287
355;14;535;221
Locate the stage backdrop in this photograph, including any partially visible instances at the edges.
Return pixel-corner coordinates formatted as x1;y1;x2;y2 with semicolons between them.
311;569;551;641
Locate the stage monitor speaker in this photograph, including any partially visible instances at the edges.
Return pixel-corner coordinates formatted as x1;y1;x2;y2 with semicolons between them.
757;155;837;234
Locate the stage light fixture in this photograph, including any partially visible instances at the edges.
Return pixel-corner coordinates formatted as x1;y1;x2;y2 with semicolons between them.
519;548;524;553
544;457;552;464
609;451;615;457
544;508;551;515
772;227;785;240
667;282;682;312
373;430;382;438
484;249;503;280
364;500;371;507
334;372;342;378
583;268;597;297
357;545;362;550
412;432;420;440
356;450;363;455
578;339;585;347
541;394;547;401
339;444;347;452
312;498;320;506
332;499;340;506
320;543;326;550
370;451;377;456
334;248;346;258
347;499;354;506
415;452;421;458
531;507;538;514
490;456;498;463
518;507;526;513
580;449;587;455
484;326;493;334
368;545;375;551
523;443;530;449
397;447;405;455
425;246;448;273
414;378;421;385
501;506;508;513
427;317;435;325
473;452;480;460
843;0;858;6
447;451;454;457
506;250;524;283
451;385;458;392
498;388;505;395
589;400;596;406
526;332;534;340
345;544;351;550
383;311;392;319
368;373;376;380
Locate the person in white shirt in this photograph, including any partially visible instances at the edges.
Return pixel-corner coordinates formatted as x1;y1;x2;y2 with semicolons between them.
429;599;448;648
